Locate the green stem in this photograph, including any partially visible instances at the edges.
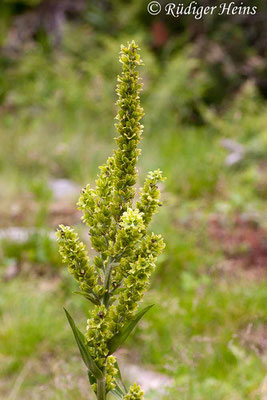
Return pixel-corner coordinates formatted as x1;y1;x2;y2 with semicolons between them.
103;258;113;308
97;377;106;400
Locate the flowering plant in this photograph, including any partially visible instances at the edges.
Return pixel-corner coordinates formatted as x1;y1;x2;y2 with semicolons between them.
56;41;165;400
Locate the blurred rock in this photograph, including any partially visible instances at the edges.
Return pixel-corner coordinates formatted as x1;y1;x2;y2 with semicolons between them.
221;138;245;166
3;262;20;281
0;227;32;242
124;363;173;396
49;179;79;200
0;227;54;242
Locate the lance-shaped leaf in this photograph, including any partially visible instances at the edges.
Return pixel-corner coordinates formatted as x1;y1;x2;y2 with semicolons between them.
110;386;124;399
114;360;127;394
107;305;154;354
64;308;104;380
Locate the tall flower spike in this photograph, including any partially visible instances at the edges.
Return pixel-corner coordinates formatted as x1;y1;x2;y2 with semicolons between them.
56;41;165;400
113;41;144;218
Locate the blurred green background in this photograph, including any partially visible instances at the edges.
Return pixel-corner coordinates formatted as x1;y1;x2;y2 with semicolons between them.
0;1;266;399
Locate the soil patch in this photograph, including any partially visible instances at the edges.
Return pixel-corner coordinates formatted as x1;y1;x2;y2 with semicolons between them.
208;215;267;277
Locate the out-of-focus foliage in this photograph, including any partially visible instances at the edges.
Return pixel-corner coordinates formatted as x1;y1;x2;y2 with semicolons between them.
1;232;61;269
85;0;267;100
1;0;267;99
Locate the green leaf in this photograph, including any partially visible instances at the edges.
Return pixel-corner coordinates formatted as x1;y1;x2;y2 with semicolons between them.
110;387;124;399
114;360;127;394
64;308;104;380
107;305;154;354
73;291;100;305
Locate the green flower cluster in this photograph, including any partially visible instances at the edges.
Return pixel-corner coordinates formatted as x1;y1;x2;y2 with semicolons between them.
137;169;165;226
86;305;114;367
57;41;165;400
56;225;101;298
123;383;144;400
115;232;165;322
106;355;118;392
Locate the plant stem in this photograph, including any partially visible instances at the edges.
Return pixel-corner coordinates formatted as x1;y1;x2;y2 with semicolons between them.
97;376;106;400
103;258;113;308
